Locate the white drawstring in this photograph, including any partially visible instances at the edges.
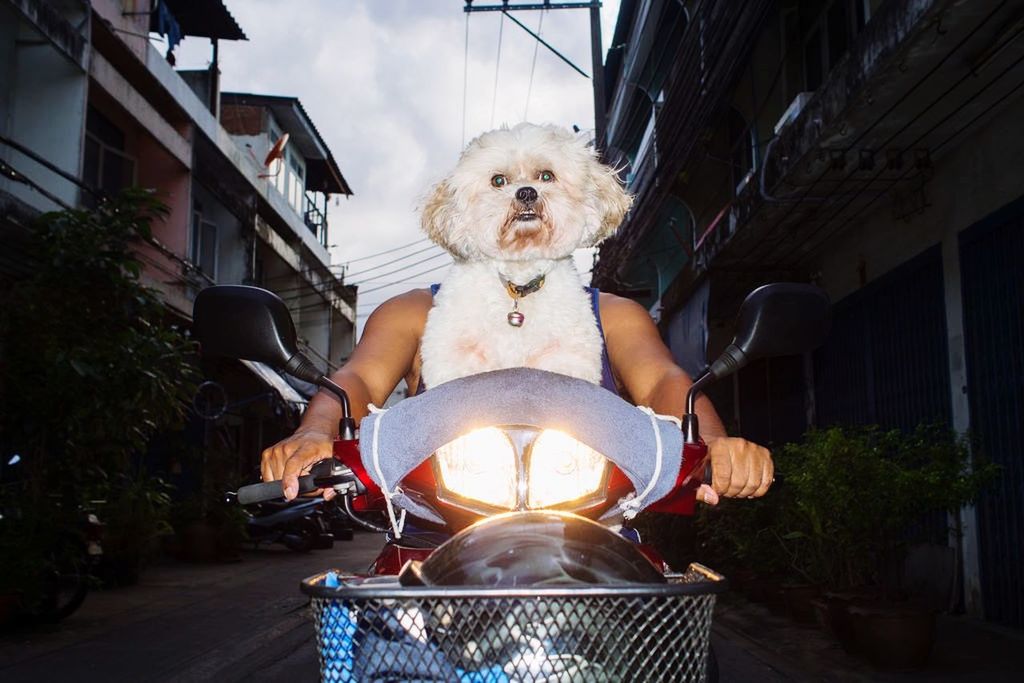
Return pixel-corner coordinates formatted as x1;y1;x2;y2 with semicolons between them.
367;404;406;539
618;405;679;519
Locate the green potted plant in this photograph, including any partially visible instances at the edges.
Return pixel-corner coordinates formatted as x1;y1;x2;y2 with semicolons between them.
0;191;197;590
773;424;999;669
97;469;175;586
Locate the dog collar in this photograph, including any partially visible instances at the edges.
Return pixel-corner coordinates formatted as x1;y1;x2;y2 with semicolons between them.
504;274;546;299
502;274;545;327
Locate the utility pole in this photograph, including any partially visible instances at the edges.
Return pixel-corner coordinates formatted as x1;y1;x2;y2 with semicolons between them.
463;1;606;154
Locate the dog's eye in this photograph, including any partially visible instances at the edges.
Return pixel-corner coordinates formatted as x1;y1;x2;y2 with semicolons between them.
539;170;555;182
491;174;508;188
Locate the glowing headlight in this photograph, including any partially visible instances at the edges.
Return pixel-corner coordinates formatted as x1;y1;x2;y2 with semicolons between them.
435;427;517;509
527;429;607;509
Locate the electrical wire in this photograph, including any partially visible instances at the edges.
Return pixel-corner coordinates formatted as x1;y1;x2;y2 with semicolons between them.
342;243;445;279
490;11;505;129
271;243;445;298
462;10;470;149
336;237;432;266
357;260;453;295
523;9;546;122
724;0;1010;268
260;237;430;285
774;52;1024;269
348;250;451;286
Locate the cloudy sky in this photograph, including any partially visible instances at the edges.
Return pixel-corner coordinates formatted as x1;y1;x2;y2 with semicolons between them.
172;0;621;328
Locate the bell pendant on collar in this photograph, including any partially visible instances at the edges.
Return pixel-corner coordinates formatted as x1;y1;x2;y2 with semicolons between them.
507;299;525;327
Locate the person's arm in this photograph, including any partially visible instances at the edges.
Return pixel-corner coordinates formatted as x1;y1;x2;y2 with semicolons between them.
261;289;431;499
600;294;773;502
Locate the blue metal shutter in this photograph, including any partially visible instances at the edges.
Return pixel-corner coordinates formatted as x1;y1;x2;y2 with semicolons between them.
959;198;1024;629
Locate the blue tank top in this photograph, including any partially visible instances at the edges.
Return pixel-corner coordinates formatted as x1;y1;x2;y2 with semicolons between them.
419;285;618;395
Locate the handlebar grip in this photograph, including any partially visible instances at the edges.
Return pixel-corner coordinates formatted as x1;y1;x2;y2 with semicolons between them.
236;473;317;505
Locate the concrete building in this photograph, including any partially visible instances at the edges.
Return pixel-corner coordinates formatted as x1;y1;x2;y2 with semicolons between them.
595;0;1024;628
0;0;356;477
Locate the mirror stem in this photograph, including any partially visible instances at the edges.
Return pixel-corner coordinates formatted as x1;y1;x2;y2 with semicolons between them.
683;372;714;445
317;377;357;440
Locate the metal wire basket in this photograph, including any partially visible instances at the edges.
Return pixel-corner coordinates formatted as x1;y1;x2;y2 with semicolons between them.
301;564;726;683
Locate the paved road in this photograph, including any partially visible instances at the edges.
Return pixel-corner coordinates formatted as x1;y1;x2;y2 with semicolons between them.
0;534;380;682
0;531;798;682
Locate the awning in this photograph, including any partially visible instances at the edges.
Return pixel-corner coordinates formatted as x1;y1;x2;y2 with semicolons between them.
239;359;307;410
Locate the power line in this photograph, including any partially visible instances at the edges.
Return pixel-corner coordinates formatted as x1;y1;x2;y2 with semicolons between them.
335;237;432;266
490;12;505;128
462;10;470;149
349;250;451;285
724;0;1010;268
342;243;445;279
524;9;546;121
268;238;437;297
357;261;453;295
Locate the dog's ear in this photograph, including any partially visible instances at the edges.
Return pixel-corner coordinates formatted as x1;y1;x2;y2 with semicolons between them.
421;178;459;253
588;164;633;245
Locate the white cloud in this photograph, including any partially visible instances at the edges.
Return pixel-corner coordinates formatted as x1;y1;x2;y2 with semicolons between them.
173;0;621;332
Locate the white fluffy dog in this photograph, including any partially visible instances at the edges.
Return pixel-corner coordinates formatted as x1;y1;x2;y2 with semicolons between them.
419;123;632;389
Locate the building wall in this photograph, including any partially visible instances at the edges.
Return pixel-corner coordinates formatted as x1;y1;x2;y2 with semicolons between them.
804;78;1024;622
192;180;246;286
0;10;87;211
816;94;1024;303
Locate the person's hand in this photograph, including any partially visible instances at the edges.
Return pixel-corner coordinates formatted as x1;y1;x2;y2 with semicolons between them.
261;429;336;501
697;437;773;506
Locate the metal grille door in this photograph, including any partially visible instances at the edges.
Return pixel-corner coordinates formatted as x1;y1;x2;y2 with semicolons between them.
960;201;1024;629
814;245;952;432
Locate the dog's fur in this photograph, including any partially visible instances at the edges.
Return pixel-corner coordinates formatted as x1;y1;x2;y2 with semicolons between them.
419;123;632;389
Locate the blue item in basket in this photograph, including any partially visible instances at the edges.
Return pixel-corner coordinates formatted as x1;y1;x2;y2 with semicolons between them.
319;591;509;682
320;594;357;681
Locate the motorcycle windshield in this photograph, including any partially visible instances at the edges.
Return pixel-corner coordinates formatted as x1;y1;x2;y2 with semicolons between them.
359;368;683;522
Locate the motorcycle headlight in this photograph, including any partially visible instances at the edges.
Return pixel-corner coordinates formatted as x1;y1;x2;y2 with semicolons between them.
434;427;518;510
527;429;607;509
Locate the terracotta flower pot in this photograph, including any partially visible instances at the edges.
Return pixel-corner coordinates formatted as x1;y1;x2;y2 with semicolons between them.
823;590;879;653
780;583;821;624
848;603;936;670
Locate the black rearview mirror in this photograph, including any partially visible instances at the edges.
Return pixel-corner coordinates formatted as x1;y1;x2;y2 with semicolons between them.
686;283;831;418
730;282;832;362
193;285;322;384
193;285;356;438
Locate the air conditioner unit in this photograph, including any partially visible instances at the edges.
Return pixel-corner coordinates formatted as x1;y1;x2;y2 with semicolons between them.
773;92;814;136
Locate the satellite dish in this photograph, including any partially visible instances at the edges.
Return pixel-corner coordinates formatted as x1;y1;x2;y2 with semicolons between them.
259;133;289;178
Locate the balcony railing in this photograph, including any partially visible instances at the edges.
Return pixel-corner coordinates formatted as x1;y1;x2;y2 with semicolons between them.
303;192;328;248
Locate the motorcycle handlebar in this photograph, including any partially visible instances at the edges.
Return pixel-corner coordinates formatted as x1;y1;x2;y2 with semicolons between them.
236;473;318;505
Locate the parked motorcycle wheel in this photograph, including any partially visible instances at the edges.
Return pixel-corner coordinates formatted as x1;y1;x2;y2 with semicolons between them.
30;536;90;624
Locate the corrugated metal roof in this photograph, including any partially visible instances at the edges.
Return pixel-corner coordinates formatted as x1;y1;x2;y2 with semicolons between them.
153;0;247;41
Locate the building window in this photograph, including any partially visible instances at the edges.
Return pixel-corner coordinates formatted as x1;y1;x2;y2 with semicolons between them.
189;208;218;279
265;119;307;219
82;106;136;197
797;0;871;91
288;149;306;214
269;120;287;196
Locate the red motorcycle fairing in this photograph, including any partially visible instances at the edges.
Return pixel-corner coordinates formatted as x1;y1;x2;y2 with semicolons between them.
332;437;384;511
372;543;434;576
646;440;709;515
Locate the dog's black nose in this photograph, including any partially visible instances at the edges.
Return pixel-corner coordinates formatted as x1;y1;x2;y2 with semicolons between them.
516;186;538;203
